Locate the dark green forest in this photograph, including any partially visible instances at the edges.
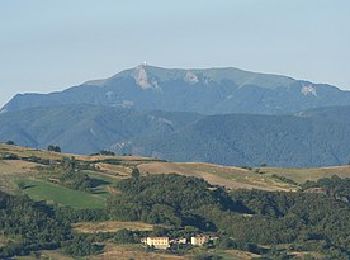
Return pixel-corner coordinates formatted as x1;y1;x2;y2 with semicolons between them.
0;192;104;257
1;173;350;258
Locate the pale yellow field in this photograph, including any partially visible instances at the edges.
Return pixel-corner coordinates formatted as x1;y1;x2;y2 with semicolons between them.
90;244;260;260
0;143;159;164
16;251;74;260
138;162;298;191
0;160;39;192
72;221;158;233
2;143;350;194
95;163;132;179
262;165;350;183
91;244;187;260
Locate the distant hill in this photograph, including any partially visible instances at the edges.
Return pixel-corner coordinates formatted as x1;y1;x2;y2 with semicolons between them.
0;104;201;154
132;106;350;167
2;65;350;115
1;104;350;167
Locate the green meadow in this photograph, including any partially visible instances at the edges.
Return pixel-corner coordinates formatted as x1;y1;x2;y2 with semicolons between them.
19;179;106;209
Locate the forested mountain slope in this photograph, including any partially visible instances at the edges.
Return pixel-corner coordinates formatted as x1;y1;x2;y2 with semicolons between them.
1;104;350;167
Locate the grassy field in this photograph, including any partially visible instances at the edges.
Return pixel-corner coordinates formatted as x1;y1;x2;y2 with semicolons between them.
138;162;299;192
0;160;39;193
19;179;106;208
0;143;159;163
88;244;260;260
90;244;187;260
15;251;74;260
72;221;158;233
196;249;259;260
2;143;350;197
262;165;350;184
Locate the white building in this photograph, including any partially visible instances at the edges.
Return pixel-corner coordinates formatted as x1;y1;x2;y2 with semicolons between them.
190;236;209;246
141;237;170;250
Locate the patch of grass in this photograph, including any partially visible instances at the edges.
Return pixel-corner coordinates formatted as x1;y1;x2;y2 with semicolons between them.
85;171;121;198
18;179;106;209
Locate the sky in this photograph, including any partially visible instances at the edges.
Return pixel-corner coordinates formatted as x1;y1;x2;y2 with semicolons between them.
1;0;350;107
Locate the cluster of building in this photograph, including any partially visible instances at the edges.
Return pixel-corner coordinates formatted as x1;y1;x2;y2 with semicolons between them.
141;235;218;250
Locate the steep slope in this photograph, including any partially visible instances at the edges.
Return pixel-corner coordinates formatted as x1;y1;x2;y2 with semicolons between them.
2;65;350;115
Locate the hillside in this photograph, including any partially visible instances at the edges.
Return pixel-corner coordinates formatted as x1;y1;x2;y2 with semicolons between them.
0;143;297;193
1;105;350;167
135;106;350;167
1;143;350;194
2;65;350;115
0;105;202;154
1;143;350;259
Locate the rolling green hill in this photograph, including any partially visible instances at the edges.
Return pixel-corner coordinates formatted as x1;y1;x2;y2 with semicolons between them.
1;145;350;259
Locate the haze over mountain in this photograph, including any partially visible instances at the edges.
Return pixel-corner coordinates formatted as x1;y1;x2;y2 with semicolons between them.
2;65;350;115
1;103;350;167
2;65;350;167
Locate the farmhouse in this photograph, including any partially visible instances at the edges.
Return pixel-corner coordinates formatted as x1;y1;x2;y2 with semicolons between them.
190;236;209;246
171;237;187;245
141;237;170;250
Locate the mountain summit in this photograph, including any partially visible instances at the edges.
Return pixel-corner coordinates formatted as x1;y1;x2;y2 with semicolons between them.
2;65;350;114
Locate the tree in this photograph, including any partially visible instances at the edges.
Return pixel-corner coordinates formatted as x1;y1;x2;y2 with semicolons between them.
131;168;140;179
5;140;15;145
47;145;61;152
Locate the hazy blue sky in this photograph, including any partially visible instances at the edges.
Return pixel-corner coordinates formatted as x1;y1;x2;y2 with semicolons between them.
1;0;349;107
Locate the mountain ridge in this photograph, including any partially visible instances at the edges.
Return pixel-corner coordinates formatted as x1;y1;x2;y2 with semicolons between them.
2;65;349;115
